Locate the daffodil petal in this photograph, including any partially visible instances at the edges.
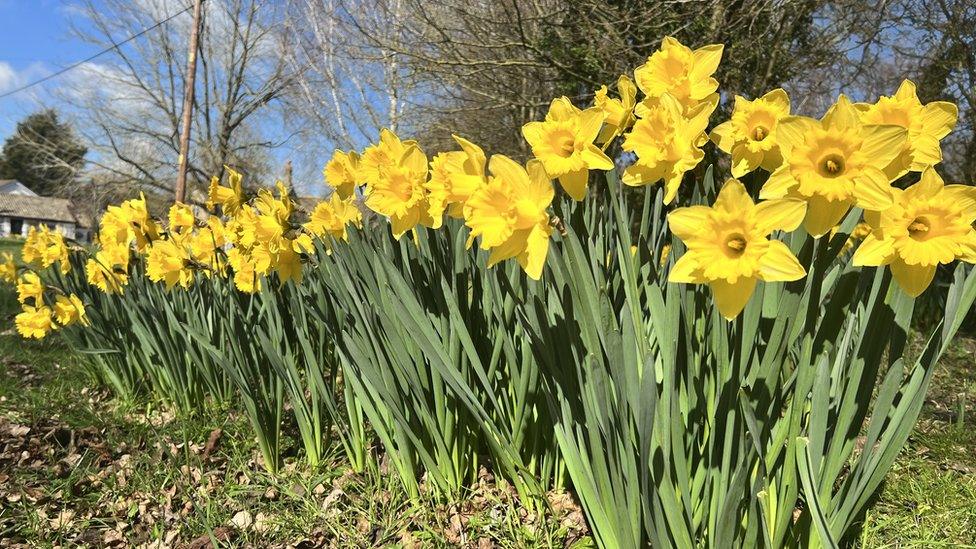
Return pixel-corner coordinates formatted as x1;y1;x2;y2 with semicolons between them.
710;277;758;320
558;169;589;201
854;166;895;211
758;240;806;282
761;88;790;114
755;198;807;234
852;233;895;266
861;125;908;169
710;121;735;153
804;196;852;237
730;144;763;178
668;252;703;283
582;144;614;171
760;166;795;199
714;179;754;213
921;102;958;138
890;260;936;297
668;206;712;242
773;116;817;156
517;223;551;280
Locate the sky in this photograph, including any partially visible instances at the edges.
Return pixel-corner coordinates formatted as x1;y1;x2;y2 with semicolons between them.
0;0;101;137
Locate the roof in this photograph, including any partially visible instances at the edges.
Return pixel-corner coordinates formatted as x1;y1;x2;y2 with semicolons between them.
0;194;81;224
0;180;39;196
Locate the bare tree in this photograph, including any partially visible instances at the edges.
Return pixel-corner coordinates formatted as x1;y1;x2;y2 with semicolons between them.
61;0;292;204
297;0;884;160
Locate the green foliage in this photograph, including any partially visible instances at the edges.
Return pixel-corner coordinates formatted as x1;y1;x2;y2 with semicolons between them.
0;109;87;196
46;166;975;547
305;226;562;502
512;168;976;547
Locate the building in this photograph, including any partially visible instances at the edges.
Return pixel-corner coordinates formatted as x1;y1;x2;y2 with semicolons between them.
0;179;92;241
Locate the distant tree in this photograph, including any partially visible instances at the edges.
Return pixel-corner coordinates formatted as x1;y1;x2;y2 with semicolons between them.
0;109;88;196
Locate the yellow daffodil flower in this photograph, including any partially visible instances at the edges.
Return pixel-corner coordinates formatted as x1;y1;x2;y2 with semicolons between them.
634;36;723;113
21;226;70;274
362;130;433;238
275;243;303;284
464;155;554;279
120;194;160;252
324;150;361;200
208;167;246;215
168;203;196;235
710;89;791;177
16;305;54;339
85;245;129;294
522;97;613;201
425;135;488;225
668;179;807;319
305;193;362;242
0;252;16;283
621;93;715;203
760;95;908;236
594;75;638;144
146;239;194;290
853;168;976;296
188;224;226;275
227;247;262;294
17;272;44;305
855;80;958;179
53;294;89;327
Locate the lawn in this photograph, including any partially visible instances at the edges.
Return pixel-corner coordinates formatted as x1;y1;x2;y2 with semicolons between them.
0;287;973;546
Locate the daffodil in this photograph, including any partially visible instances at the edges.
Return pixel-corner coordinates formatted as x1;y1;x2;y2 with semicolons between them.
594;75;638;144
634;36;723;113
227;247;262;294
17;272;44;305
425;135;488;224
146;239;194;290
120;194;160;252
21;226;70;273
0;252;16;283
853;168;976;296
710;89;791;177
188;223;226;274
621;93;715;203
464;155;554;279
324;150;361;200
168;203;196;235
85;245;129;294
208;167;246;215
275;242;303;284
522;97;613;201
305;193;362;242
15;305;53;339
855;80;958;178
362;130;433;238
668;179;808;319
53;294;88;327
760;95;908;236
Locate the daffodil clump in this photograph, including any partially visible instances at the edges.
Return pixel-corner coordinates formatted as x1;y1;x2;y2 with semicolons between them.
5;34;974;332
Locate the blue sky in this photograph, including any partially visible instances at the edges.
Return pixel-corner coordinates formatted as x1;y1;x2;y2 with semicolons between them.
0;0;96;137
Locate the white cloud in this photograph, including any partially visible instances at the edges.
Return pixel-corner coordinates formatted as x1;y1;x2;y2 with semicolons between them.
0;61;51;98
0;62;16;92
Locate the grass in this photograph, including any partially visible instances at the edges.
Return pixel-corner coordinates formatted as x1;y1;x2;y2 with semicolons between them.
855;336;976;548
0;291;588;547
0;283;973;547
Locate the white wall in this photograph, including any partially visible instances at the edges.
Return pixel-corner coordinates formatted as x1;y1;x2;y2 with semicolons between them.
0;216;77;240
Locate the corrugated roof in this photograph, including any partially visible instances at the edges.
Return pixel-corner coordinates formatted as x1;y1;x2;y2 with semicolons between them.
0;180;38;196
0;194;80;224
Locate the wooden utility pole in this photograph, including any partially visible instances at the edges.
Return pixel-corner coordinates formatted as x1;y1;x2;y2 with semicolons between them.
174;0;204;204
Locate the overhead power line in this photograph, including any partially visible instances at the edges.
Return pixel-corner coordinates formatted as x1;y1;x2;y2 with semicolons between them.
0;1;201;100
